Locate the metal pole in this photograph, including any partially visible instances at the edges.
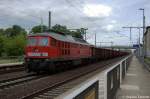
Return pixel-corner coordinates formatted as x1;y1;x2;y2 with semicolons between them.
130;27;132;41
95;33;96;46
143;10;146;57
139;8;146;58
49;11;51;30
84;28;88;41
143;9;145;57
111;42;113;49
138;28;140;45
41;17;43;33
85;30;86;41
122;26;143;52
138;28;140;56
143;9;145;33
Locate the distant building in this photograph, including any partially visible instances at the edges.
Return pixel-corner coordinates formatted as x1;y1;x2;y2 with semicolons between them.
144;26;150;57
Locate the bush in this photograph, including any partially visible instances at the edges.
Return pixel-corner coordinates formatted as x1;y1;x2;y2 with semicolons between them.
0;34;5;56
3;34;26;56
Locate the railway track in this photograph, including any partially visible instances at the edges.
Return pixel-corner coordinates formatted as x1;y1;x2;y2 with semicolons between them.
0;74;45;90
21;57;123;99
0;56;128;99
0;64;24;74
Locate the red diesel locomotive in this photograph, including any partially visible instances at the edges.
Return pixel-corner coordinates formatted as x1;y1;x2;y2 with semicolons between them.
25;31;128;72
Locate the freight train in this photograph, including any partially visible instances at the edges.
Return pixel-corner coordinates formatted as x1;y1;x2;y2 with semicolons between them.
25;31;128;73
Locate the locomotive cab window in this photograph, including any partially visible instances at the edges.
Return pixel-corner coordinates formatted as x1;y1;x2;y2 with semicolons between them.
39;37;49;46
27;37;38;46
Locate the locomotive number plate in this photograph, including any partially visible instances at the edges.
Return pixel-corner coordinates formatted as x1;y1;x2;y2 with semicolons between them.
28;52;41;56
28;52;48;56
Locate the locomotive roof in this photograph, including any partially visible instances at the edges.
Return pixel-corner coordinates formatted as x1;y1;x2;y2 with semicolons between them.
28;32;91;46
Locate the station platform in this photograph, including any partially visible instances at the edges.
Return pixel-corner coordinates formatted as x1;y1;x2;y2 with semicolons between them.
48;55;132;99
30;55;131;99
116;56;150;99
0;62;23;67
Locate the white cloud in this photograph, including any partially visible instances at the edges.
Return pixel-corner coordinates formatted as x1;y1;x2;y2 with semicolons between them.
100;24;114;32
106;24;114;31
83;4;112;17
111;20;117;24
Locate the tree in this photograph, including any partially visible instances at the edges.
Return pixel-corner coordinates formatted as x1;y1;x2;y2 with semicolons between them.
70;30;83;39
0;34;5;56
4;25;27;37
31;25;48;33
0;29;4;35
51;24;70;34
4;28;12;37
12;25;26;36
3;34;26;56
51;24;84;38
31;24;85;39
71;28;85;39
0;25;27;56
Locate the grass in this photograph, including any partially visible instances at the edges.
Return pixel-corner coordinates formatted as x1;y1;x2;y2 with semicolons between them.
0;56;23;64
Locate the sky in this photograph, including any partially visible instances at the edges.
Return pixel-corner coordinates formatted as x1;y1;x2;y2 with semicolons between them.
0;0;149;46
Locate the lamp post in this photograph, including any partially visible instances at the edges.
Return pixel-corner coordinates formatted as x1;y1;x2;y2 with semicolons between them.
138;28;141;56
139;8;145;58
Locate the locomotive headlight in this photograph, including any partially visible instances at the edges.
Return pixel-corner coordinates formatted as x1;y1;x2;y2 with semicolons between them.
42;52;48;56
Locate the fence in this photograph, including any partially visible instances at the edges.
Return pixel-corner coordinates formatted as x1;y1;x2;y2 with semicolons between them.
104;55;132;99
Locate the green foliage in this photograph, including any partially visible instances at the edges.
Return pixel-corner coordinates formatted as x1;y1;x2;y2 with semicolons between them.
3;34;26;56
0;25;27;56
51;24;85;39
4;25;26;37
31;24;85;39
31;25;48;33
70;28;85;39
0;29;4;35
0;34;5;56
51;24;70;34
70;30;83;38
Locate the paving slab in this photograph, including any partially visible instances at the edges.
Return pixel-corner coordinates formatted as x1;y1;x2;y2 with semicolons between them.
116;56;150;99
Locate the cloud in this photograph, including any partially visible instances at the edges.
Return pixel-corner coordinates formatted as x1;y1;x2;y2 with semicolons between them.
106;24;114;31
83;4;112;17
111;20;117;24
0;0;146;46
0;0;113;30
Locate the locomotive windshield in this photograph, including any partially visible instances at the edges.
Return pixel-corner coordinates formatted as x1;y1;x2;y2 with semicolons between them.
28;38;37;46
27;37;49;46
39;37;49;46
